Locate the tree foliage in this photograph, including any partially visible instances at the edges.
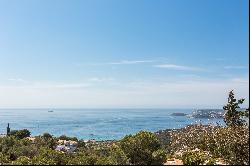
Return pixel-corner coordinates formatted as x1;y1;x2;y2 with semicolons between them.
182;150;206;165
58;135;78;141
170;124;249;165
120;131;166;165
9;129;31;139
223;90;249;127
34;134;57;149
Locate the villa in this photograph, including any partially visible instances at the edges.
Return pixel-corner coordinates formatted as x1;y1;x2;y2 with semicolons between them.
56;139;78;153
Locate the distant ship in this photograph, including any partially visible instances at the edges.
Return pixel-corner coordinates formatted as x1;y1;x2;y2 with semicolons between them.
48;110;54;112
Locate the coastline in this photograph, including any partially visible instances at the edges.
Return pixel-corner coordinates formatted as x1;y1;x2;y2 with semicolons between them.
0;108;225;140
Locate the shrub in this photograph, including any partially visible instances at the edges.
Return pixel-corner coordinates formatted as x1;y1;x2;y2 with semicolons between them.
34;135;57;149
205;126;249;165
9;129;31;139
0;152;10;164
58;135;78;141
67;153;97;165
170;124;217;152
108;146;131;165
12;156;33;165
120;131;166;165
182;150;206;165
170;124;249;165
42;133;53;139
37;147;70;165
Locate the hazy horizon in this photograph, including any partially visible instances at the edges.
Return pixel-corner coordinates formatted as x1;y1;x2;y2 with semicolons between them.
0;106;248;110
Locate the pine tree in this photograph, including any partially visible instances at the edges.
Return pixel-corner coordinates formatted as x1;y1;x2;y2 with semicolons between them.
223;90;249;127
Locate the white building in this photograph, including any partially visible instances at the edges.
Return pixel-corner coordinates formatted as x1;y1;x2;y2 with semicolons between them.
55;140;78;152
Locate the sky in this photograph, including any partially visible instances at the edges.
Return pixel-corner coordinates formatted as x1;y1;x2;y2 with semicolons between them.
0;0;249;108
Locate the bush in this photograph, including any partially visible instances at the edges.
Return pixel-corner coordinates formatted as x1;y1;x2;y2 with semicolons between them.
0;152;10;164
0;136;17;154
34;147;70;165
12;156;33;165
42;133;53;139
120;131;166;165
205;126;249;165
10;144;38;160
34;135;57;149
182;150;206;165
58;135;78;141
170;124;217;152
108;146;130;165
170;124;249;165
67;153;97;165
9;129;31;139
151;149;167;165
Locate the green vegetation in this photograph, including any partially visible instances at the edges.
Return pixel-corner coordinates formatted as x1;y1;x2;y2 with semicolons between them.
120;131;167;165
170;124;249;165
182;150;206;165
0;90;249;165
223;90;249;127
9;129;31;139
58;135;78;141
169;90;249;165
0;131;166;165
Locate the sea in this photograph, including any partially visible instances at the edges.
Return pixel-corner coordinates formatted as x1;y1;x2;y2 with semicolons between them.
0;108;224;140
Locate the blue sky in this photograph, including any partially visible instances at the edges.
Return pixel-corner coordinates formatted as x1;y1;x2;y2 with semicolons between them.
0;0;249;108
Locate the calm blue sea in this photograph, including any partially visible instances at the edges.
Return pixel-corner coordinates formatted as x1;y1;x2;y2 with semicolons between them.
0;109;224;140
